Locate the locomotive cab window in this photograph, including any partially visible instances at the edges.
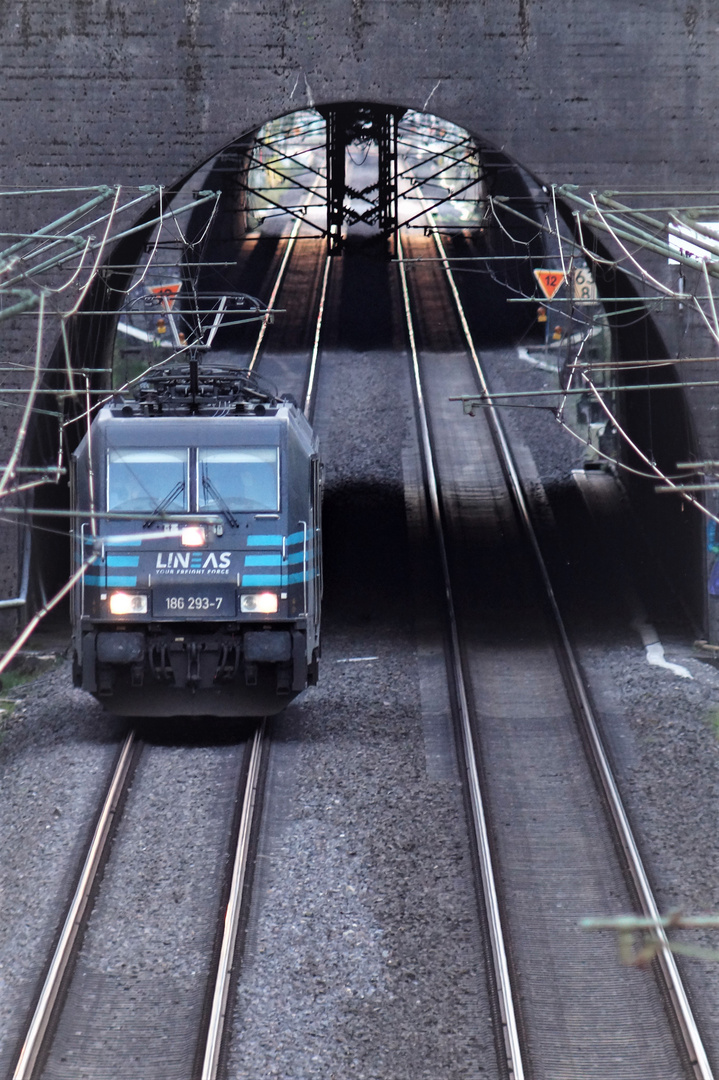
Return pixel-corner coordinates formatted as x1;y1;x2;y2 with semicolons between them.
108;449;188;513
198;448;279;513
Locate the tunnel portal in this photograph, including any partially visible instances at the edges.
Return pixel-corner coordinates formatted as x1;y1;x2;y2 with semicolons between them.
15;103;704;638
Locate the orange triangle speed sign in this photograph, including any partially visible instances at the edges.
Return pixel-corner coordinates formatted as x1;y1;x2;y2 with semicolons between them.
533;269;566;301
147;282;182;309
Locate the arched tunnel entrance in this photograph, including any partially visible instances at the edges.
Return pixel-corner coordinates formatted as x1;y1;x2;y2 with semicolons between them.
24;103;703;634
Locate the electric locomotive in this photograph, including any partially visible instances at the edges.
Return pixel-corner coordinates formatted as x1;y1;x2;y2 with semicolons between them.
70;362;322;717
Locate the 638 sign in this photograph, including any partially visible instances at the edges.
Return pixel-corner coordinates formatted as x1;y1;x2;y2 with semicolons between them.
572;267;597;301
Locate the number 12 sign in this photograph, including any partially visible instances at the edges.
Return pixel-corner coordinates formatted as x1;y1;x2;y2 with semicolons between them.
533;269;566;300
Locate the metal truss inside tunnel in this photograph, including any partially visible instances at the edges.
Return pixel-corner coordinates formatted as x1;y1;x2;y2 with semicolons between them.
217;104;489;254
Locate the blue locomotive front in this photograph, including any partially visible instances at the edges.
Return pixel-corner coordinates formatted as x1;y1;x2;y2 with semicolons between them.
71;369;321;717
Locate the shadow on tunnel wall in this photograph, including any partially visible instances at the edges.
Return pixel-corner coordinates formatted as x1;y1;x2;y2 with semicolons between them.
594;260;704;633
22;198;179;614
21;153;254;614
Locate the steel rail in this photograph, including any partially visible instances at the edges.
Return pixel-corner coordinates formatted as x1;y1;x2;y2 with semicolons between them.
396;230;525;1080
248;176;325;373
452;379;719;399
303;253;331;421
245;170;329;420
247;213;303;372
427;217;715;1080
12;731;137;1080
11;181;321;1079
198;220;327;1073
200;719;266;1080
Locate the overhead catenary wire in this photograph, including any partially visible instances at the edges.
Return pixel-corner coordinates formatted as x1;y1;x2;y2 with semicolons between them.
7;147;719;663
0;185;229;664
0;294;45;500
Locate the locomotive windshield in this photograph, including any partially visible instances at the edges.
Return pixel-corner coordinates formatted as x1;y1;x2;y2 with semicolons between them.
107;449;188;513
106;447;279;515
198;448;279;513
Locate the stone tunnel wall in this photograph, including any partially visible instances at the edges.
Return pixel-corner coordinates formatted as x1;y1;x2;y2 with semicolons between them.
3;0;718;200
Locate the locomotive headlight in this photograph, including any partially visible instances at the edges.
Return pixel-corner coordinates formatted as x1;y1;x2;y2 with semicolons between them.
181;526;206;547
241;592;278;614
109;592;148;615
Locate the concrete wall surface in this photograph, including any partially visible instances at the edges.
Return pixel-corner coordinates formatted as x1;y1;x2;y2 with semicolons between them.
1;0;718;198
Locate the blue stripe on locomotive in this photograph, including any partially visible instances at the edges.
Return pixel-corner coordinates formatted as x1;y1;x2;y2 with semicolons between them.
83;533;314;587
242;569;316;586
85;573;138;587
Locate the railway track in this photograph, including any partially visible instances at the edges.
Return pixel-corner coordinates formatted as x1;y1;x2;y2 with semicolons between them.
185;202;714;1075
8;214;328;1080
397;224;714;1079
9;724;266;1080
8;185;711;1078
10;732;140;1080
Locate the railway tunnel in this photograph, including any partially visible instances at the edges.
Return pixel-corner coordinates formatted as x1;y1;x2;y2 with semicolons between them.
4;8;719;1075
21;103;704;640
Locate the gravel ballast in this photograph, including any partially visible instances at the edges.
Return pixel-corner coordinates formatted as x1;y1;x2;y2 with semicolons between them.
39;736;248;1080
227;347;498;1079
1;336;718;1077
0;671;124;1077
479;343;719;1070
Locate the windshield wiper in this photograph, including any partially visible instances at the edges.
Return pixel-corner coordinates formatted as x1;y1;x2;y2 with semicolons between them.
201;472;239;528
143;480;185;527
